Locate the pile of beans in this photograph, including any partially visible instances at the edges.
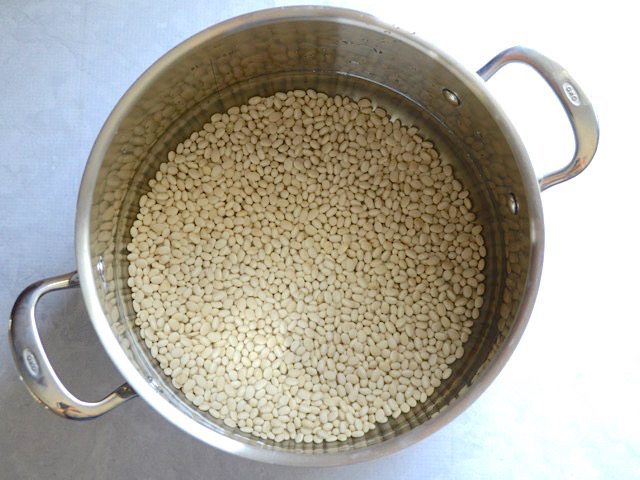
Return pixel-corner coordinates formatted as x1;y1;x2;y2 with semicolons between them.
127;89;486;443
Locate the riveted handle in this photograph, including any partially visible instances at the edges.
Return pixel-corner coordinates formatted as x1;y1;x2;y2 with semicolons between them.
9;272;136;419
477;46;599;191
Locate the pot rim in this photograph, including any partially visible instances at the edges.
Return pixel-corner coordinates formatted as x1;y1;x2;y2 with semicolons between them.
76;5;544;466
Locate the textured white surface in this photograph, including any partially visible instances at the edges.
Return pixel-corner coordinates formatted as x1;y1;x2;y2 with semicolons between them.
1;1;638;478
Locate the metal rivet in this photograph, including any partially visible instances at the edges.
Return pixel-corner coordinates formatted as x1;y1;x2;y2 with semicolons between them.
442;88;461;106
96;255;108;291
148;378;164;394
509;193;519;215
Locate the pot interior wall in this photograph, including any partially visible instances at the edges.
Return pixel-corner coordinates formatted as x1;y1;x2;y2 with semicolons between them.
87;12;532;454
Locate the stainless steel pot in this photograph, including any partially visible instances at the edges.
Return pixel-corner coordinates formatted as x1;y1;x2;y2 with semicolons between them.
9;7;598;466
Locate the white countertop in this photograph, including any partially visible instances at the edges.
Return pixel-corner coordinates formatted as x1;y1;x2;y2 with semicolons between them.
1;1;638;478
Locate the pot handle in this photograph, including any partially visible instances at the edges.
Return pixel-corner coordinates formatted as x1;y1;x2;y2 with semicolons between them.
9;271;137;419
477;46;599;191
